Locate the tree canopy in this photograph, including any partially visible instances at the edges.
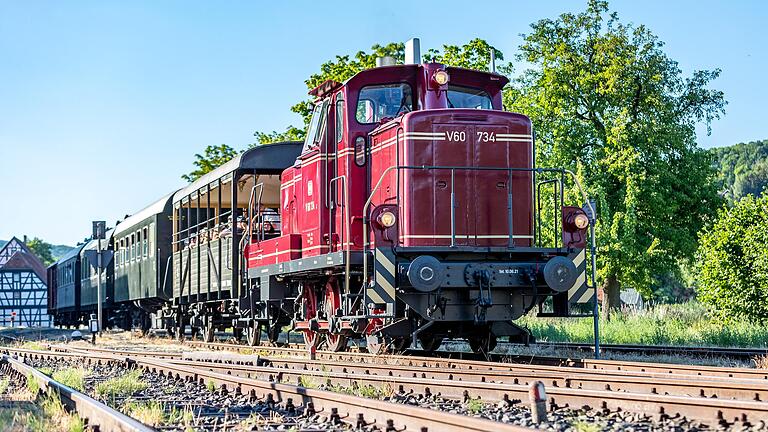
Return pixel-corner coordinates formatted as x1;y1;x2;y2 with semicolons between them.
507;0;726;311
26;237;54;266
696;194;768;322
181;144;239;182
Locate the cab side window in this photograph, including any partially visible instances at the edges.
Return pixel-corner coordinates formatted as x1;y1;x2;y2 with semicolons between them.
356;83;413;124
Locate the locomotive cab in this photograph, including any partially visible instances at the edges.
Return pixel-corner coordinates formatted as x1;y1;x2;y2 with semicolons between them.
244;57;595;353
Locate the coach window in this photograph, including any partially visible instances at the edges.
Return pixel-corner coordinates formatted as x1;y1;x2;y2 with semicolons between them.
149;223;155;257
356;83;413;124
131;234;135;261
143;227;148;258
136;230;142;260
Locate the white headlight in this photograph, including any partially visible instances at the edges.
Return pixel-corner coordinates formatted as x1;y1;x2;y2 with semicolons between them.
378;211;396;228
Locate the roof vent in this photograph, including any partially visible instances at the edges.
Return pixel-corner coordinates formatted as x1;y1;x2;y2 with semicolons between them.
376;56;396;67
405;38;421;64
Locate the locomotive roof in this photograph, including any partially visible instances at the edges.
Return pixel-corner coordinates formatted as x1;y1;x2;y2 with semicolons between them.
173;141;303;203
79;229;115;253
114;192;176;236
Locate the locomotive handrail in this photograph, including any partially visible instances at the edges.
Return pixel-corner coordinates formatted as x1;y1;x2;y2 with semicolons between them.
361;164;597;320
328;175;352;304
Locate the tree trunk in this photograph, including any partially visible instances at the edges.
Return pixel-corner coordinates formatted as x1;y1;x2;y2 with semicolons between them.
601;274;621;318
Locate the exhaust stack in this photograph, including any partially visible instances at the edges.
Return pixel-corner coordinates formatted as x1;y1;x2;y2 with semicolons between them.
405;38;421;64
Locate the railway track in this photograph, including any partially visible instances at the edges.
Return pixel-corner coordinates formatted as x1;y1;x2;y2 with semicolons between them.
0;354;153;432
514;341;768;360
9;343;768;429
4;346;532;432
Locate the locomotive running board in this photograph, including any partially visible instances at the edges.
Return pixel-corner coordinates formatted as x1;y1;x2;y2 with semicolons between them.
247;250;364;279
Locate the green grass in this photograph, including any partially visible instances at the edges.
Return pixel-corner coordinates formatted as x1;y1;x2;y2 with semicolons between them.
125;401;194;429
465;398;484;415
325;382;391;399
27;372;40;396
94;369;147;399
206;380;216;392
0;377;9;395
572;421;601;432
518;301;768;348
0;393;84;432
19;341;46;351
52;367;88;392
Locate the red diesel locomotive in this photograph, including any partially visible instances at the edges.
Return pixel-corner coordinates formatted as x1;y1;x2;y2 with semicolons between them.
157;42;595;354
229;57;595;353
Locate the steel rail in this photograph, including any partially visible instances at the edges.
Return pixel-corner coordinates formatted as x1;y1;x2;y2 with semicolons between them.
515;341;768;360
1;354;154;432
184;340;768;381
7;348;531;432
45;344;768;399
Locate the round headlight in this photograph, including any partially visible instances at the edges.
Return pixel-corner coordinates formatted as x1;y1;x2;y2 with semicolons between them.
378;211;396;228
433;70;450;86
574;213;590;230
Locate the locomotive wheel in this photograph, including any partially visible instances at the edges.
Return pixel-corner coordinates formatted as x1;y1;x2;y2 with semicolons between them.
468;332;498;354
245;323;261;346
301;284;322;350
419;334;444;352
323;280;347;352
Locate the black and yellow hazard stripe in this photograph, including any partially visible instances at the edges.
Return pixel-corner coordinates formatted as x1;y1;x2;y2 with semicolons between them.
567;249;594;305
367;248;397;307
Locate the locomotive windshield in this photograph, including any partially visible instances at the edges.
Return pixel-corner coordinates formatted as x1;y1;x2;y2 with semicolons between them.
303;99;329;152
446;85;492;109
356;83;413;124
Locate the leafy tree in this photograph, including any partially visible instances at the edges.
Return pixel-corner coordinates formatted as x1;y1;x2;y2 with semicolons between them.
507;0;726;313
252;125;306;146
696;194;768;322
26;237;54;266
181;144;239;182
423;38;507;72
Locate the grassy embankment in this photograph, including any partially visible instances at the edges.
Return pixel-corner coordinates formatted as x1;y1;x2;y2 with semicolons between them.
518;302;768;348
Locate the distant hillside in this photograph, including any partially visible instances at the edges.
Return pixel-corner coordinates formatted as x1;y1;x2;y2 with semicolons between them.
50;244;75;261
710;139;768;201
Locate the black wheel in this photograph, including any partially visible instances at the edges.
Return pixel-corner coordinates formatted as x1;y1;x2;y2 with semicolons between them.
267;325;281;345
202;318;215;343
165;321;176;339
419;334;443;352
469;333;497;354
246;323;261;346
232;327;243;342
139;314;151;336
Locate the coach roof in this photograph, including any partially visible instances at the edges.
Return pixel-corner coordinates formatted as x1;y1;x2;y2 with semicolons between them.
172;141;302;204
114;192;176;237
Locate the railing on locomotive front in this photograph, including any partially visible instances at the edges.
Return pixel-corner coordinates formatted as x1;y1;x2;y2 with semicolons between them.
359;164;598;319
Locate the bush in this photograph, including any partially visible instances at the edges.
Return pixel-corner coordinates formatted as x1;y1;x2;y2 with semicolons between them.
696;195;768;322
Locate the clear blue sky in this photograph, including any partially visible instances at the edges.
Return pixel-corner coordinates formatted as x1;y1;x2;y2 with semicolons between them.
1;1;766;245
